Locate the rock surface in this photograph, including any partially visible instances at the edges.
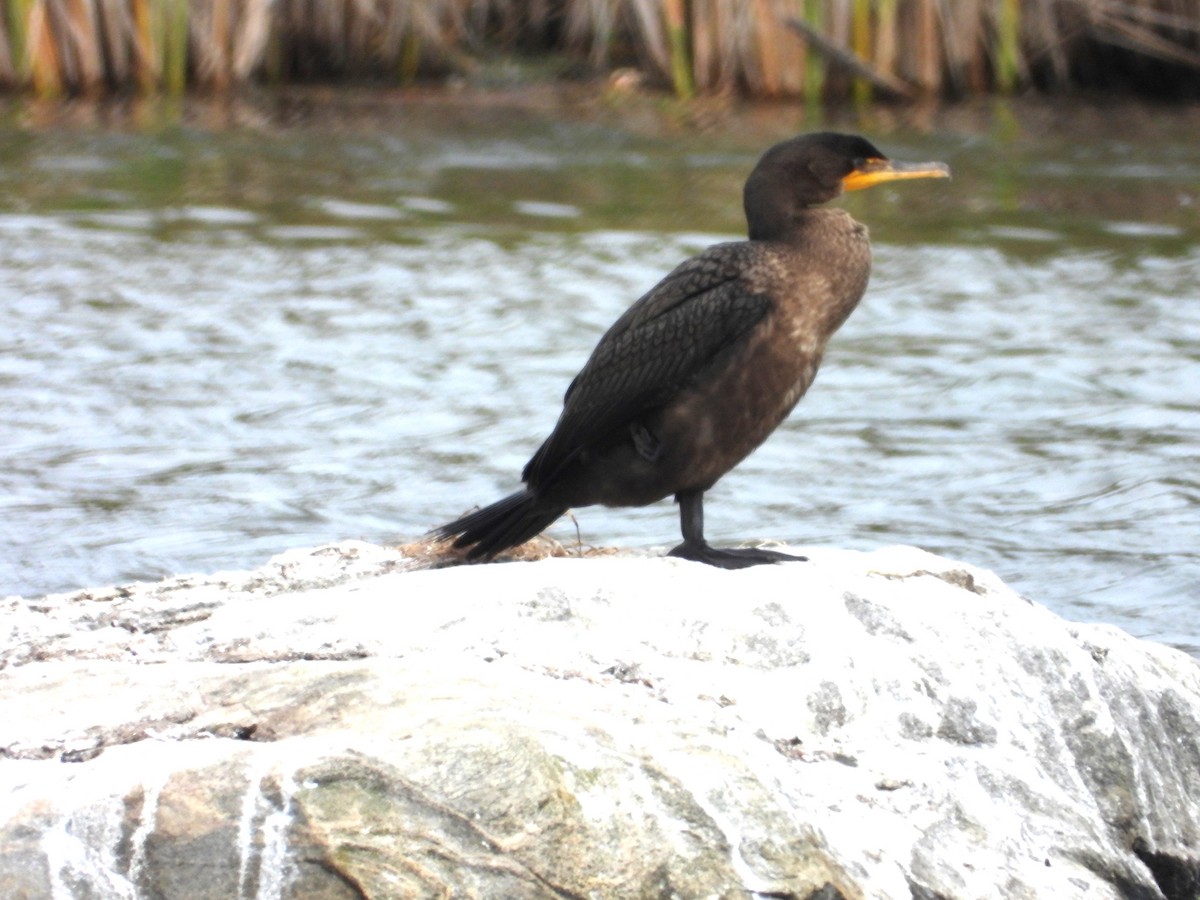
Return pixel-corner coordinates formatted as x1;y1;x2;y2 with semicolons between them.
2;541;1199;899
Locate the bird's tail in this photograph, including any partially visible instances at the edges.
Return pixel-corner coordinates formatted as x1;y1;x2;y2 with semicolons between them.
430;490;567;560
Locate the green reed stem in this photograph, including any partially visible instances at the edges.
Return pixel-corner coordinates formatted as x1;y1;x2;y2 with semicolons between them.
664;0;694;100
995;0;1021;93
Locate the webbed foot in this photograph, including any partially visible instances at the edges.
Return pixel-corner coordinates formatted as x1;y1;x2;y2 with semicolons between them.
667;540;807;570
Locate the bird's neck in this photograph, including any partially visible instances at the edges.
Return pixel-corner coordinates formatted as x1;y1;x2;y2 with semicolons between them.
775;208;872;339
747;205;834;243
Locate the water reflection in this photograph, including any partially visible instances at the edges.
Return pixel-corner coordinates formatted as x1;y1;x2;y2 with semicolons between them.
0;93;1197;656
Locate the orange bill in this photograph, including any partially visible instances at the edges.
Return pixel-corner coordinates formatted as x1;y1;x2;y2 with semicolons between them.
842;158;951;192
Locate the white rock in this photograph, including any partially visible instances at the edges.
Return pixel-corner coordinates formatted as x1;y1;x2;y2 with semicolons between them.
1;541;1197;899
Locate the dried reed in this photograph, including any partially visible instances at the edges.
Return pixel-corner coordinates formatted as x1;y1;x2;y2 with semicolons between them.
1;0;1197;99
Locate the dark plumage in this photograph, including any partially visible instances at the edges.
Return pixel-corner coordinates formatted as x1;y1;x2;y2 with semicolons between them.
432;132;949;568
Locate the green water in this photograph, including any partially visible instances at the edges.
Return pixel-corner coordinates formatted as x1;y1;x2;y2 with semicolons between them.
2;89;1198;652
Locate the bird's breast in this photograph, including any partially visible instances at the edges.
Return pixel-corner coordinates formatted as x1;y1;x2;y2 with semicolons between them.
653;322;819;492
748;213;871;330
659;224;871;490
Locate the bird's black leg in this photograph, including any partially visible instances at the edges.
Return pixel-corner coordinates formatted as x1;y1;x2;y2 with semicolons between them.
667;489;806;569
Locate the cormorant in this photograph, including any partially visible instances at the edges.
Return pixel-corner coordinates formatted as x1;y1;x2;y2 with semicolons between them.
432;132;949;569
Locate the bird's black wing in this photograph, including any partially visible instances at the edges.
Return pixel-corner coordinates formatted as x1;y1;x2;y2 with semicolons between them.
523;243;771;487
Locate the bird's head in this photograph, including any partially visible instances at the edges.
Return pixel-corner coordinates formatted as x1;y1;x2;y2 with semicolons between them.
743;132;950;240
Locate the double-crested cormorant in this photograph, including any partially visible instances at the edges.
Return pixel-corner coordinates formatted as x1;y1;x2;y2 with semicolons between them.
432;132;949;568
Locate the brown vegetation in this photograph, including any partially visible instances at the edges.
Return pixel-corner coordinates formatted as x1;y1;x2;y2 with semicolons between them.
1;0;1198;98
402;530;621;567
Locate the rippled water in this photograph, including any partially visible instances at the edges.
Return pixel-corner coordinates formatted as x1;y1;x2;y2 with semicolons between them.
1;92;1197;653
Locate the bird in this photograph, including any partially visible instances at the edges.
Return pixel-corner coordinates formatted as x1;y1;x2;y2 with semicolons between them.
431;132;949;569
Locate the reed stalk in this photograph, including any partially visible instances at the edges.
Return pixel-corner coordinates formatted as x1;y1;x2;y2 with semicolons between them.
233;0;271;80
165;0;188;94
803;0;825;103
397;28;420;83
826;0;847;94
874;0;898;84
6;0;35;84
1025;0;1070;86
0;0;1196;100
776;0;807;95
751;0;781;95
207;0;232;90
995;0;1021;93
912;0;941;94
564;0;615;69
0;11;13;84
851;0;871;105
98;0;131;86
663;0;693;98
967;0;991;92
128;0;154;91
27;1;61;96
623;0;670;79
